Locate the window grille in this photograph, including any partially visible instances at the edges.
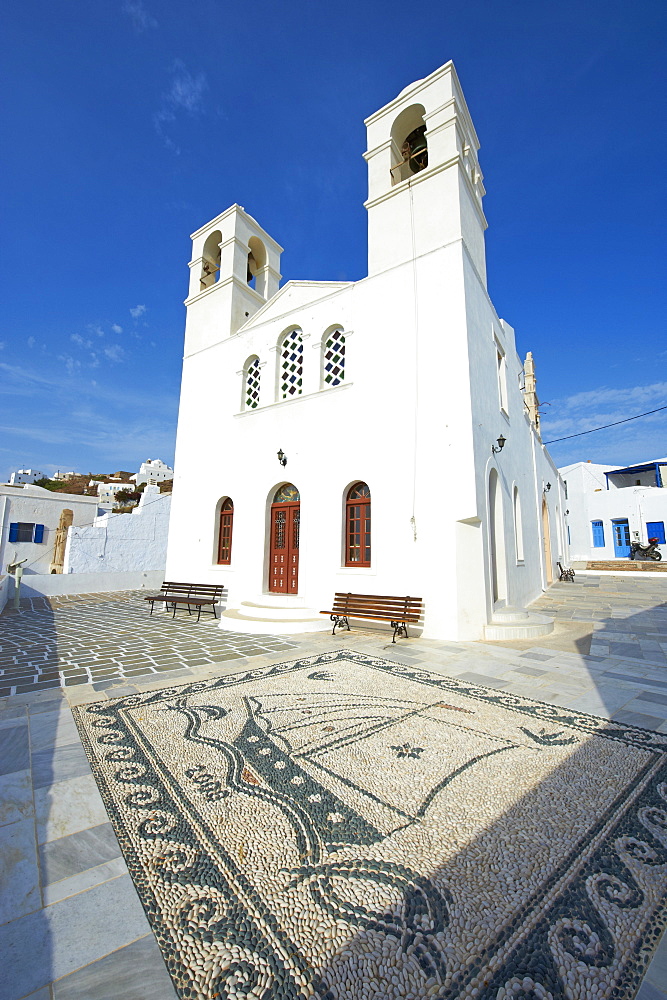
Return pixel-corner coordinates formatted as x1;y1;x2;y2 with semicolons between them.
323;330;345;387
280;330;303;399
245;358;260;409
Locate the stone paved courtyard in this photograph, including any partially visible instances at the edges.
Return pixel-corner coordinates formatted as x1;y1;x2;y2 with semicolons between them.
0;575;666;999
0;592;298;696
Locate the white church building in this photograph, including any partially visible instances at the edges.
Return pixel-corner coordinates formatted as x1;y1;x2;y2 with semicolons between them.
166;61;565;640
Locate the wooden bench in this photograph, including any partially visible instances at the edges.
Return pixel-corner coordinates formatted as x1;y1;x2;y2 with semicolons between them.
557;562;575;582
144;582;224;622
321;592;423;642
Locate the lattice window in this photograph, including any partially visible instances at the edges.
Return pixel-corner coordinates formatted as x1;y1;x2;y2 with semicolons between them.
245;357;260;409
280;330;303;399
323;330;345;387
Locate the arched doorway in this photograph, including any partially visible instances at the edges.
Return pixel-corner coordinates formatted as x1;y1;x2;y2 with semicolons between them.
542;498;553;584
489;469;507;605
269;484;300;593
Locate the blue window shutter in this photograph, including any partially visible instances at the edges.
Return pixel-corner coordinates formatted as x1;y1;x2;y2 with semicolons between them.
646;521;666;544
592;520;605;547
9;523;18;543
34;524;45;543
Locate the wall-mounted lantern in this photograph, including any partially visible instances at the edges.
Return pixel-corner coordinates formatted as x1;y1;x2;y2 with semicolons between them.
277;449;287;468
491;435;506;454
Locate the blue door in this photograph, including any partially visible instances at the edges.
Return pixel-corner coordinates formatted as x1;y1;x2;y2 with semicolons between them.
612;519;631;558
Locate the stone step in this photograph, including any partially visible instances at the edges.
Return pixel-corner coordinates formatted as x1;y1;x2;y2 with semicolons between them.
218;607;330;635
484;608;554;641
237;601;316;620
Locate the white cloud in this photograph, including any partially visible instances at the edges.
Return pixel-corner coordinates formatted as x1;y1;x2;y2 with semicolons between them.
89;324;105;338
71;333;93;349
122;0;157;31
111;323;123;334
130;304;146;319
103;344;125;363
27;336;35;349
153;61;208;152
541;380;667;467
168;61;207;113
58;355;82;376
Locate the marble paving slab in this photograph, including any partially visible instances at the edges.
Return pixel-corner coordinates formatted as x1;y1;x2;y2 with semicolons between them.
73;649;667;1000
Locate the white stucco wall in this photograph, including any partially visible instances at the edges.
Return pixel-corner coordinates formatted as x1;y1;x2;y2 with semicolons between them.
165;61;566;640
0;485;100;576
64;487;171;574
560;461;666;561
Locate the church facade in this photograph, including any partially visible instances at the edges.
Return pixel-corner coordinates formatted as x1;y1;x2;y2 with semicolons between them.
166;61;565;640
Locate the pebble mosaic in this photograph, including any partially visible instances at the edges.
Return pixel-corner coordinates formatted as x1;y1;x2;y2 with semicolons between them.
73;649;667;1000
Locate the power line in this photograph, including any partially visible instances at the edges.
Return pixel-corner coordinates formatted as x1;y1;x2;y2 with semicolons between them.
543;405;667;445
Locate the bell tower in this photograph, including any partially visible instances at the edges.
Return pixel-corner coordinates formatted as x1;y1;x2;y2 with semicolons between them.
183;205;283;357
363;61;487;283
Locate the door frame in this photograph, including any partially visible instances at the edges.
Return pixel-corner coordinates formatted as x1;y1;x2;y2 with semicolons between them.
268;499;300;594
611;518;631;558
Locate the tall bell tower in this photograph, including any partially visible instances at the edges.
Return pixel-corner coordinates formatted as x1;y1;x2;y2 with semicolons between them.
363;62;487;284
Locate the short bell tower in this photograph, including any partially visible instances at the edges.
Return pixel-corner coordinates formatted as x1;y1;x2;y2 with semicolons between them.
184;205;283;357
363;61;487;283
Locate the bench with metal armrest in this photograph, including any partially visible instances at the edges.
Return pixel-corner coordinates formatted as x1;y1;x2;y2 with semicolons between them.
144;581;224;622
321;592;423;642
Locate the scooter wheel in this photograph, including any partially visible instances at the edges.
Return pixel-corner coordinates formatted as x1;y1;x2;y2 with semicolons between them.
652;552;662;561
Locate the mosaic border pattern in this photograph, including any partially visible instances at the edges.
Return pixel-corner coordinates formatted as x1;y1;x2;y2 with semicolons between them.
73;650;667;1000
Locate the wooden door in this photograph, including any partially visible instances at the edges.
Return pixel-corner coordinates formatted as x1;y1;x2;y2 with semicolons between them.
269;502;300;593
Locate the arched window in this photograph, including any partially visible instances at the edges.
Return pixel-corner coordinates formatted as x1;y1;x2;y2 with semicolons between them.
217;498;233;564
322;328;345;387
201;230;221;291
513;486;524;562
244;356;261;409
279;329;303;399
345;482;371;566
390;104;428;185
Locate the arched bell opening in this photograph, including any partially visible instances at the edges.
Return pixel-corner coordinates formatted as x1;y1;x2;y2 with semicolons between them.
200;230;222;291
247;236;267;296
390;104;428;185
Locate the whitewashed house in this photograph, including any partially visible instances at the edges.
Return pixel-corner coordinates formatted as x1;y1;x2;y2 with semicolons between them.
95;481;131;510
8;469;44;485
0;484;100;576
131;458;174;487
64;486;171;575
560;459;667;563
165;61;565;640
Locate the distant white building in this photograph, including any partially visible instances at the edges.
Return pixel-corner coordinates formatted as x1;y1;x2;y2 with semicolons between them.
560;459;667;562
0;484;100;575
64;486;171;574
131;459;173;487
9;469;44;485
95;482;131;510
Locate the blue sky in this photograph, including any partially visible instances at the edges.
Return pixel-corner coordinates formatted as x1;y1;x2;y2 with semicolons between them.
1;0;665;480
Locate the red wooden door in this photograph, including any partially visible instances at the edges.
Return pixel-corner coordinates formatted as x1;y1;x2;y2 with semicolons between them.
269;502;300;593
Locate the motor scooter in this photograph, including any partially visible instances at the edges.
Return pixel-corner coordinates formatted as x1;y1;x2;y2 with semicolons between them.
629;537;662;561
